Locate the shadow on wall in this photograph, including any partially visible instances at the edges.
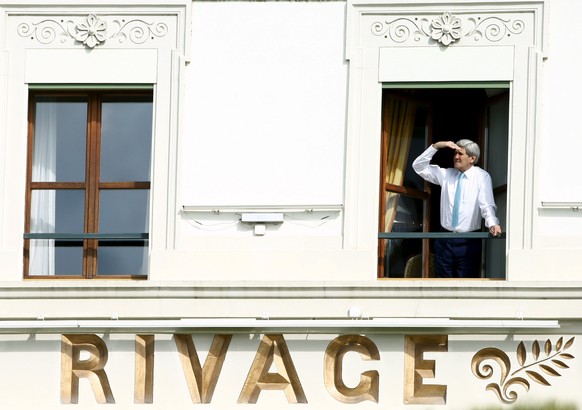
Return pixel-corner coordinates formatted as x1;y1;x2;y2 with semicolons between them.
473;400;578;410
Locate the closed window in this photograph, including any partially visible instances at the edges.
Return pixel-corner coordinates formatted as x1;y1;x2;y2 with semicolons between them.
24;90;152;278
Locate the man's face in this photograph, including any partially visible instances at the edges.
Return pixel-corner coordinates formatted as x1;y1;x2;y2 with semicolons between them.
453;147;476;172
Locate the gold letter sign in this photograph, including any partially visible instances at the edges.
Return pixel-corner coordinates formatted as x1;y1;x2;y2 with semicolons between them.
134;335;155;404
404;335;448;405
174;334;232;404
60;334;115;404
324;335;380;403
238;334;307;404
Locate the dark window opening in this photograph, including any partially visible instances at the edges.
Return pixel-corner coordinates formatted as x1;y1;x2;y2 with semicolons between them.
378;87;508;279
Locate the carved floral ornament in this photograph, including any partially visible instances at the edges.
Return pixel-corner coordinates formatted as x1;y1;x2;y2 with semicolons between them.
75;14;107;48
17;13;169;48
430;12;462;46
372;11;525;46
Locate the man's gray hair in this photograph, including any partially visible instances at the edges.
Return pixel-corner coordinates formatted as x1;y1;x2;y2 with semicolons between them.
456;139;480;162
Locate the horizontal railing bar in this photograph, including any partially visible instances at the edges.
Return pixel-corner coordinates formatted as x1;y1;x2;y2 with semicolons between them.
24;233;149;240
27;233;501;240
378;232;505;239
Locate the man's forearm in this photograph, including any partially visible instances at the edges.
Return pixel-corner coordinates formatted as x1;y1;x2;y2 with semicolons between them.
432;140;460;150
413;145;444;186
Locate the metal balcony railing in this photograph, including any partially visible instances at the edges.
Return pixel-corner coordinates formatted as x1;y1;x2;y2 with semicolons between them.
378;232;505;239
24;233;148;240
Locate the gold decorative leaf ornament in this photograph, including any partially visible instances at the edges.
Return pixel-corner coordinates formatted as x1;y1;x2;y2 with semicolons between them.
472;337;575;404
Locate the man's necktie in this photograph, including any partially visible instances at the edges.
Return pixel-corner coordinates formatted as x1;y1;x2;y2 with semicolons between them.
452;172;464;229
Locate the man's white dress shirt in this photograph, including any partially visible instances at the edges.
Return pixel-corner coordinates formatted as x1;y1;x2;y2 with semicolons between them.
412;146;499;232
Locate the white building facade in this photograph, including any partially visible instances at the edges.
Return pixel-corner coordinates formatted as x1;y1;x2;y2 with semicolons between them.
0;0;581;408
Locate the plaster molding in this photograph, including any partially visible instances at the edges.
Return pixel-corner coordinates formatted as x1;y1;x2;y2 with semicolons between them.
371;11;526;47
1;2;190;273
342;0;547;261
16;13;171;49
2;281;582;300
346;0;547;58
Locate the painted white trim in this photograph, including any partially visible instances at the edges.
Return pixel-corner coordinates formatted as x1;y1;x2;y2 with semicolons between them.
0;317;560;334
182;205;344;213
343;0;547;279
0;1;191;277
379;46;515;82
25;49;158;84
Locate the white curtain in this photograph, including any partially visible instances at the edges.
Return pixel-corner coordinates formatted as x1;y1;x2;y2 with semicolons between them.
29;101;57;275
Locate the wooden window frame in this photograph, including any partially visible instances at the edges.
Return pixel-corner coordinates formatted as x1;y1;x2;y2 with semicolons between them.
24;90;152;279
378;93;432;278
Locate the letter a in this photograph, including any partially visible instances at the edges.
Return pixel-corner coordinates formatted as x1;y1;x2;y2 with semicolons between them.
238;334;307;404
60;334;115;404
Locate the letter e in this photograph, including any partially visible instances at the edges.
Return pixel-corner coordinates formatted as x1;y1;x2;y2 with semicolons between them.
403;335;447;405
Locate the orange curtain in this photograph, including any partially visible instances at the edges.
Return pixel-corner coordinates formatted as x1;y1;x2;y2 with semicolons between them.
382;96;416;232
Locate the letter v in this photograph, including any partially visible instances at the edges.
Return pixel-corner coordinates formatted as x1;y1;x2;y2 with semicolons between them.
174;334;233;403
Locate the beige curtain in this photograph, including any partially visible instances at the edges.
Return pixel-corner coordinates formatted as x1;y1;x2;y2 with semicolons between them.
382;96;416;232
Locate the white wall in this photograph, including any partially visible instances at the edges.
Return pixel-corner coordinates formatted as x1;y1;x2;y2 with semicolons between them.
537;0;582;247
181;2;348;206
506;0;582;278
1;0;582;282
2;332;582;409
157;1;363;280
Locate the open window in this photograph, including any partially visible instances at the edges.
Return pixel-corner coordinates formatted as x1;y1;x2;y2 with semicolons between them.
24;90;153;278
378;85;508;279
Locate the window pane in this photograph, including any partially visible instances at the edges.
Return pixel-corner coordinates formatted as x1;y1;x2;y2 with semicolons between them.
97;189;149;276
28;239;83;276
33;97;87;182
55;241;84;276
383;195;424;278
30;190;85;233
402;104;428;191
97;241;148;276
98;190;149;234
100;97;152;182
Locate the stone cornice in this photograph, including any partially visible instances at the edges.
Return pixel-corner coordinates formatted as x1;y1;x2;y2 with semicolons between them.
3;281;582;300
